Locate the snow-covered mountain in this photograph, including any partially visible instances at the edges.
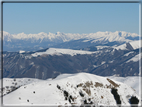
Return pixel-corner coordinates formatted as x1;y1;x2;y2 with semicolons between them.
108;76;141;96
1;31;141;106
31;48;97;57
30;40;141;57
2;31;140;42
1;73;140;106
1;31;140;51
2;39;141;79
113;40;141;51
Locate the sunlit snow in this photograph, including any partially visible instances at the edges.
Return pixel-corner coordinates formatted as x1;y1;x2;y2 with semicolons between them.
31;48;96;57
1;73;140;106
126;53;141;63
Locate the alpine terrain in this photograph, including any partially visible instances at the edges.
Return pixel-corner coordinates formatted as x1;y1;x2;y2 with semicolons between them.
1;73;140;106
1;31;141;106
2;40;141;79
1;31;140;51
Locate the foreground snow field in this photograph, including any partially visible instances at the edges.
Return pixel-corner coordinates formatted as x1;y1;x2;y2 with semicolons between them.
1;73;141;106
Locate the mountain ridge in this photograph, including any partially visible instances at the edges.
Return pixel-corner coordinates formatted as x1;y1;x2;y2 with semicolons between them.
2;31;139;40
1;31;140;51
2;73;140;106
2;40;141;79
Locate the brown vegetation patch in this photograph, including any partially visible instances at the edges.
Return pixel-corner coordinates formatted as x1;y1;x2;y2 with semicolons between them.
77;83;83;87
77;81;93;96
77;81;93;88
107;78;120;88
94;82;103;87
85;81;93;87
106;84;113;89
83;88;91;96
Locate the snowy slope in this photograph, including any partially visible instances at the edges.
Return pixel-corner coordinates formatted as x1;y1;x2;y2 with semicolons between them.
108;76;142;105
113;40;141;50
19;50;25;53
0;78;41;96
2;31;140;42
113;43;127;50
129;40;141;50
126;53;141;63
31;48;96;57
124;51;134;56
108;76;141;95
2;73;140;106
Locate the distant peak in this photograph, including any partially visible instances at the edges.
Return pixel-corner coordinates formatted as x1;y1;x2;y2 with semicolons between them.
48;32;53;35
2;31;11;36
38;32;47;35
56;31;61;35
115;31;122;36
20;32;25;34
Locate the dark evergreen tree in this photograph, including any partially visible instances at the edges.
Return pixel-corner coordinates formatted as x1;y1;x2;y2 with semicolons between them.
111;88;121;105
130;96;139;107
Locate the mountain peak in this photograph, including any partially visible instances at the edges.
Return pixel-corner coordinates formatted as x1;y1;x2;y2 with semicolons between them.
113;40;141;51
3;31;140;51
56;31;61;34
3;73;140;106
38;32;47;35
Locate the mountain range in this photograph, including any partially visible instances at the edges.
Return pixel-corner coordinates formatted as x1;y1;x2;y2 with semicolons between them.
1;31;140;51
2;40;141;79
1;31;141;106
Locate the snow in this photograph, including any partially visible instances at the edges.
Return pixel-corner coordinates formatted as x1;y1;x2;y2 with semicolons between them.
96;46;110;50
2;73;140;106
2;31;140;44
129;40;141;50
101;61;105;65
19;50;25;54
109;60;114;63
82;39;91;42
113;43;127;50
93;65;98;68
31;48;96;57
126;53;141;63
124;51;134;56
1;78;41;96
108;76;141;103
113;40;141;51
29;62;34;65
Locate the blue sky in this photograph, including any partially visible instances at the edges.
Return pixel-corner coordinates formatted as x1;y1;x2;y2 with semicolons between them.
3;3;139;34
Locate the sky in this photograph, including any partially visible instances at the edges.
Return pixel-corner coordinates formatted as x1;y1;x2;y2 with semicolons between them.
3;2;139;34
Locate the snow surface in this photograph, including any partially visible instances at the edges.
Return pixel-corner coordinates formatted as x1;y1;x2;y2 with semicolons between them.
1;73;140;106
96;46;110;50
19;50;25;54
113;43;127;50
124;51;134;56
31;48;96;57
113;40;141;51
1;31;140;43
129;40;141;50
1;78;41;96
126;53;141;63
108;76;141;96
